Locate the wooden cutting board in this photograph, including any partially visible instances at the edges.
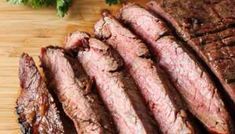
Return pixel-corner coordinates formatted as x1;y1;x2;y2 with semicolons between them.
0;0;148;133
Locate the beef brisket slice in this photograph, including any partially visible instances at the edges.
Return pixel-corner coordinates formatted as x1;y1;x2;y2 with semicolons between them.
40;47;116;134
65;32;158;134
94;12;195;134
16;53;64;134
119;4;233;134
147;0;235;105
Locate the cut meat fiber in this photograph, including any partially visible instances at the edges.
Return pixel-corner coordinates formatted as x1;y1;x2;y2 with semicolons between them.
65;32;158;134
147;0;235;107
94;12;196;134
17;53;64;134
16;1;235;133
118;4;234;134
40;47;116;134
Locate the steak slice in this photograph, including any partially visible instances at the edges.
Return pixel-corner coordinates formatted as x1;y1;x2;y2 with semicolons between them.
94;12;195;134
65;32;158;134
147;0;235;39
118;4;234;134
16;53;64;134
40;47;116;134
147;0;235;105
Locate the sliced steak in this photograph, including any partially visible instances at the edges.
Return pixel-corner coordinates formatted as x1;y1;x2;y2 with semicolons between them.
16;53;64;134
119;4;234;134
94;12;195;134
65;32;158;134
147;0;235;106
147;0;235;38
40;47;116;134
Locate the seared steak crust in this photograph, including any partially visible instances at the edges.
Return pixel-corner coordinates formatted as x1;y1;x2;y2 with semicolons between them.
94;12;195;134
118;4;234;134
17;53;64;134
40;47;116;134
147;0;235;39
147;0;235;106
65;32;158;134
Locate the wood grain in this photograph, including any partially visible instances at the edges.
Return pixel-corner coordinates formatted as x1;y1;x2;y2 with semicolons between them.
0;0;148;133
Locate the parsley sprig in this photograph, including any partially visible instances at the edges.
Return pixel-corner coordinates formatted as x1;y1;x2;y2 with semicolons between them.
7;0;121;17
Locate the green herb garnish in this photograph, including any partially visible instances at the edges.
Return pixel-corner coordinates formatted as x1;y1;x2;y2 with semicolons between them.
106;0;122;5
7;0;121;17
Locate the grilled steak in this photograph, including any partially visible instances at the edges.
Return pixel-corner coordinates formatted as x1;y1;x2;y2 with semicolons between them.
119;4;233;134
16;53;64;134
40;47;116;134
94;12;195;134
65;32;158;134
147;0;235;106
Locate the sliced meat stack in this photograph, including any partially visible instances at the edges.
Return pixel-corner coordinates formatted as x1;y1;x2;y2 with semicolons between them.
118;4;234;134
147;0;235;106
94;12;195;134
65;32;158;134
40;47;116;134
16;1;235;133
16;53;64;134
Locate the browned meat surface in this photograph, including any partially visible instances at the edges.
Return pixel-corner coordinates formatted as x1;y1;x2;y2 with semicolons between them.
147;0;235;106
65;32;158;134
189;28;235;105
119;4;234;134
40;47;116;134
147;0;235;39
16;53;64;134
94;12;195;134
